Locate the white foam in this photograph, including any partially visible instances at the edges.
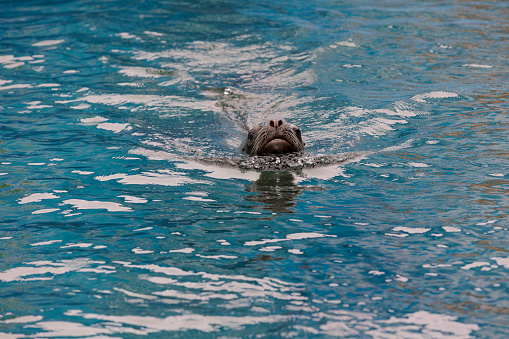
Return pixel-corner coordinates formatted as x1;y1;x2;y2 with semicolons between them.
423;263;452;268
32;40;65;47
0;259;99;282
408;162;430;168
61;243;93;249
382;139;414;152
25;101;52;109
79;266;116;274
176;160;260;181
336;40;358;48
118;82;144;87
369;310;480;338
153;289;236;301
18;193;60;204
14;320;113;338
119;67;164;78
0;83;33;91
4;62;24;68
245;232;337;246
395;275;408;282
477;219;498;225
195;254;238;259
31;240;62;246
95;172;210;186
127;263;307;306
462;63;493;68
72;170;94;175
144;31;164;37
132;248;154;254
0;315;43;324
80;116;108;124
70;104;90;110
385;233;409;238
187;191;208;197
364;163;387;168
58;94;220;114
360;117;408;136
114;287;157;301
490;256;509;268
116;32;139;40
132;42;305;91
133;227;153;232
169;248;195;254
461;262;490;270
259;246;282;252
61;199;132;212
391;227;430;234
80;115;124;133
182;196;216;202
288;249;303;254
32;208;60;215
442;226;461;233
411;91;459;103
0;56;16;64
96;122;132;133
0;55;33;68
378;105;418;117
66;309;287;334
95;173;127;181
299;164;350;181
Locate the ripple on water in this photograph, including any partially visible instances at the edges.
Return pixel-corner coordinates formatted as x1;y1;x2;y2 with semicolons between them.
0;0;508;337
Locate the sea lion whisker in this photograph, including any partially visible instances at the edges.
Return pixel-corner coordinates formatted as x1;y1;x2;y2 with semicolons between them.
251;129;270;156
283;131;302;149
243;119;305;156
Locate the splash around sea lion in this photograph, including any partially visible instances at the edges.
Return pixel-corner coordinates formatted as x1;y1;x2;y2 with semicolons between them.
242;119;305;156
167;113;368;172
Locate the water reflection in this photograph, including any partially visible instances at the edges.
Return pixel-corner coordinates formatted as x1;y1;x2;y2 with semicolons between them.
246;171;302;214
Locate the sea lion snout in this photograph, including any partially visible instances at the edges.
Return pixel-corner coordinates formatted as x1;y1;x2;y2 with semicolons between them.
242;119;305;156
268;119;284;129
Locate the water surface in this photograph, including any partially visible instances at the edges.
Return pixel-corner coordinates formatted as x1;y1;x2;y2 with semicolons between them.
1;0;508;337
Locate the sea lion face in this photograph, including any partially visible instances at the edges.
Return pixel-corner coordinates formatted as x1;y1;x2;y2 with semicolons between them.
242;119;305;156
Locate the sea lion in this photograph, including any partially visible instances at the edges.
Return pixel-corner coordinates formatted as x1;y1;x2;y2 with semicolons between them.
242;119;305;156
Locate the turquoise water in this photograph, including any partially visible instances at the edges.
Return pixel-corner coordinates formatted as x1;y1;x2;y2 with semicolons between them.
1;0;508;337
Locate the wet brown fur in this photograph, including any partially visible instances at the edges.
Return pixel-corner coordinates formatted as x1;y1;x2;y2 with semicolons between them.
242;119;304;156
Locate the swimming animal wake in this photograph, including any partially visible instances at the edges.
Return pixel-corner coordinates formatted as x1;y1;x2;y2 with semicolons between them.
186;119;365;172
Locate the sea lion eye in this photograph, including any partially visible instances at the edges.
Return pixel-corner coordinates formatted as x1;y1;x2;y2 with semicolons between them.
246;132;256;147
293;128;301;139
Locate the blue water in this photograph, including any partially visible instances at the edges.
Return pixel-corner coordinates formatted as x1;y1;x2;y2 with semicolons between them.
1;0;508;337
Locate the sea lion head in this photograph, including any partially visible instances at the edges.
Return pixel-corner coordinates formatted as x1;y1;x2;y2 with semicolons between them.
242;119;305;156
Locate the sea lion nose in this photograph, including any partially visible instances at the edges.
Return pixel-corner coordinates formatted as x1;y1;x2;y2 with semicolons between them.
269;119;284;129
